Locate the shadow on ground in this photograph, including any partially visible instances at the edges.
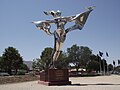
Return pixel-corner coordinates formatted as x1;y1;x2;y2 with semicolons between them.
69;83;120;86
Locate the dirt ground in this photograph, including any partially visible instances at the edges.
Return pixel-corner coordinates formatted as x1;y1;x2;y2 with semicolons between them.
0;75;120;90
0;75;39;84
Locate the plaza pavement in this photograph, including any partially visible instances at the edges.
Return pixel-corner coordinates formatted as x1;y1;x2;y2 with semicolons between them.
0;75;120;90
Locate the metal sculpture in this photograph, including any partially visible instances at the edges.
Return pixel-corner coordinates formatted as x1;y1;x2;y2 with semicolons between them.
32;6;95;68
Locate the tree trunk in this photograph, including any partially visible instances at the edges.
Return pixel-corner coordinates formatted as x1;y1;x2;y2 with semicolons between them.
76;66;79;75
15;69;18;75
8;69;12;75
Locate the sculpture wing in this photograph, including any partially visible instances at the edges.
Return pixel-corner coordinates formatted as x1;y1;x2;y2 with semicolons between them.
60;15;76;22
32;20;55;35
65;8;94;33
74;10;92;27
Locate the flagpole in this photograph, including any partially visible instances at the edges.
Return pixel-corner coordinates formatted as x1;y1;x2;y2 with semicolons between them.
113;60;115;73
106;57;109;75
100;58;102;74
103;59;105;75
98;54;102;74
107;64;109;74
99;51;105;75
98;51;103;75
106;52;110;75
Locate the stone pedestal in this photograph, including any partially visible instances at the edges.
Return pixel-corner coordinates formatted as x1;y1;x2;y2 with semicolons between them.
38;69;71;86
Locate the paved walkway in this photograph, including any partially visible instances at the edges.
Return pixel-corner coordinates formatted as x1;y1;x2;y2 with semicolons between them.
0;75;120;90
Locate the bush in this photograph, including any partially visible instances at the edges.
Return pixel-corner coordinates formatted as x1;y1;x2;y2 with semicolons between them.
17;71;25;75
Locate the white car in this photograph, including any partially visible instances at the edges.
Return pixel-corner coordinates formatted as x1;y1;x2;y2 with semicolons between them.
0;72;10;76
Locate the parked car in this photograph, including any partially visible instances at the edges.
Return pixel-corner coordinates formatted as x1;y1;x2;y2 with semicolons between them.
0;72;10;76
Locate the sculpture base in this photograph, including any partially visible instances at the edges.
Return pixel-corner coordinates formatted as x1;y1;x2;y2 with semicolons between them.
38;69;71;86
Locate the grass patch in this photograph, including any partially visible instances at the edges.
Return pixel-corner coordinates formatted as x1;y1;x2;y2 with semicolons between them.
0;75;39;84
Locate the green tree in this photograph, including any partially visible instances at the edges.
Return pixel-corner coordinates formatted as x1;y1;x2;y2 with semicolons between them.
40;47;53;70
114;66;120;73
20;63;29;71
32;58;44;71
90;54;100;62
32;59;37;70
88;54;101;72
36;58;44;71
86;60;100;72
79;46;92;67
101;59;107;72
55;52;69;69
0;56;3;71
67;44;92;72
36;47;53;70
108;64;113;71
2;47;23;75
34;48;69;70
67;44;80;72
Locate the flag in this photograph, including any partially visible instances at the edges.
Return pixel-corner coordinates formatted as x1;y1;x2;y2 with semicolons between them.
99;51;103;57
106;52;109;57
113;60;115;66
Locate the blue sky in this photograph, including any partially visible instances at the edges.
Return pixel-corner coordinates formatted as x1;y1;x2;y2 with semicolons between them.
0;0;120;65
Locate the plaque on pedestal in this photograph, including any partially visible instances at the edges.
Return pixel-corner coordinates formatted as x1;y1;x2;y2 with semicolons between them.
38;69;71;86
